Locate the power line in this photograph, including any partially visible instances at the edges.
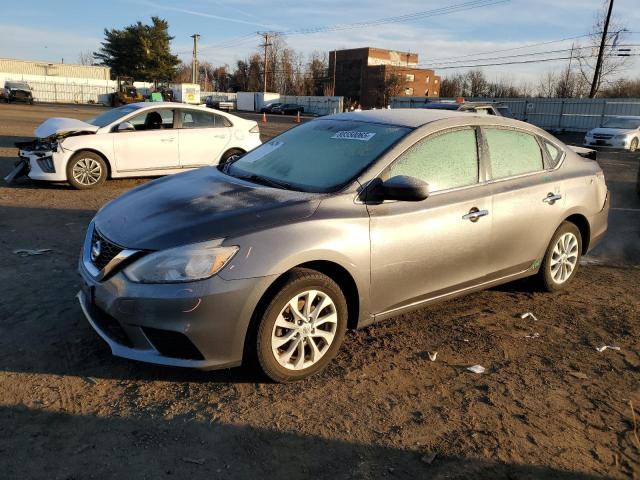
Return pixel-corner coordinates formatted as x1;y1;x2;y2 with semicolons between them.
430;53;638;70
420;30;640;65
419;44;640;68
174;0;511;55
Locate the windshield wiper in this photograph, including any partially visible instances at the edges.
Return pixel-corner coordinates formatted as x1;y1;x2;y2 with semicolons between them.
236;174;294;191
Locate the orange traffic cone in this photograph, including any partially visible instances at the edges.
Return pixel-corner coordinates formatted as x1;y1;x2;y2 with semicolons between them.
262;112;267;124
295;111;301;123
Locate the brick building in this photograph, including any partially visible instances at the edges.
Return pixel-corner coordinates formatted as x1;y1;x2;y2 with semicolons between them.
328;47;440;109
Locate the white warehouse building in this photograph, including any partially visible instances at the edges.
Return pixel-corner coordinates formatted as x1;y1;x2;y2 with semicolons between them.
0;57;154;104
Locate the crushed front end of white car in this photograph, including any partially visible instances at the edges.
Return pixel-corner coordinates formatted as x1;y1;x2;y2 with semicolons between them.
4;118;97;184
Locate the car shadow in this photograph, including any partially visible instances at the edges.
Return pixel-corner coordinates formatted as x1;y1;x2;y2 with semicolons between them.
1;405;606;480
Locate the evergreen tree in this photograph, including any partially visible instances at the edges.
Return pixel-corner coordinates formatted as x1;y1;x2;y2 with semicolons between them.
94;17;180;81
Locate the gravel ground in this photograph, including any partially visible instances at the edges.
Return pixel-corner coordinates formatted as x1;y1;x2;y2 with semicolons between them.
0;103;639;480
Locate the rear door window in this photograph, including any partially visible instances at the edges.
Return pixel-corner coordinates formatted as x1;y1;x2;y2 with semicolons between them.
484;128;543;179
542;139;564;168
180;110;229;128
389;128;479;192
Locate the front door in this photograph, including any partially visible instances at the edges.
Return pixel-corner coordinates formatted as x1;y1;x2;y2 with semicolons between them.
177;109;232;167
367;127;492;314
113;108;179;172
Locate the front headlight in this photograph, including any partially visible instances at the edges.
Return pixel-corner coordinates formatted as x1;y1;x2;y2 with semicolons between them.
614;134;628;140
123;241;238;283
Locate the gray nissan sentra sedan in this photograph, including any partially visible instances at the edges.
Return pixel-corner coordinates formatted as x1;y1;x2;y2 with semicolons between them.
77;109;609;382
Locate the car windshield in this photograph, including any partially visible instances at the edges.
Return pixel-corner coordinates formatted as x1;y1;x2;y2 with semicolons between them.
227;119;411;192
603;117;640;129
6;82;30;89
87;104;144;127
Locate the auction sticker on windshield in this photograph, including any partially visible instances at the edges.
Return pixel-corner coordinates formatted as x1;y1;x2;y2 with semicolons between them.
331;131;376;141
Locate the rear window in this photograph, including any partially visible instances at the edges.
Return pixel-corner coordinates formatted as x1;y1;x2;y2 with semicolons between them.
485;128;543;179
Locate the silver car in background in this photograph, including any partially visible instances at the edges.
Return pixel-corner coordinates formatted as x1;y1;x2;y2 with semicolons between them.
78;109;609;382
584;116;640;152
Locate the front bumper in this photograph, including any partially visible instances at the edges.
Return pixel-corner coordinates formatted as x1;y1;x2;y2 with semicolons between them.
584;138;631;150
77;249;277;370
18;148;70;182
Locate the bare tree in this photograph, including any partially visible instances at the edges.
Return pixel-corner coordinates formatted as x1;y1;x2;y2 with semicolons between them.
383;73;406;106
78;50;95;66
537;71;558;97
575;1;629;97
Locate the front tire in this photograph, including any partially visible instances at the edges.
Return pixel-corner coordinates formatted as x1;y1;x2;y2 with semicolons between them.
630;137;639;153
538;221;582;292
66;151;107;189
256;268;348;383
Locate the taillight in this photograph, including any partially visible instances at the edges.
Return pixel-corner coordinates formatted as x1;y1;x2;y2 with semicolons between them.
249;125;260;134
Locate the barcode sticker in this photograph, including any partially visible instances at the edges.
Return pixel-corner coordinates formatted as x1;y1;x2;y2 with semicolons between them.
331;131;376;141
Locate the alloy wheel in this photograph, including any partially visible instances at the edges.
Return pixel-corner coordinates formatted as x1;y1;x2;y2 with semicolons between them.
72;158;103;186
550;232;579;284
271;289;338;370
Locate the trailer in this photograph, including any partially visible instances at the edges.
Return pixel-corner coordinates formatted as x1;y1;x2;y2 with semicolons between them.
169;83;201;104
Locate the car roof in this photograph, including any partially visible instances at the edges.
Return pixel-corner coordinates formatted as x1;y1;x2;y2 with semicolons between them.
323;108;483;128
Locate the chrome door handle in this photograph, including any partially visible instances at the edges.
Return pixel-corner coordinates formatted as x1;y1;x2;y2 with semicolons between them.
462;208;489;222
543;193;562;204
161;138;175;142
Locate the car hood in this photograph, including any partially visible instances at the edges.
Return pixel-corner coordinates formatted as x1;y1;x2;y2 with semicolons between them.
35;118;99;139
587;127;634;136
94;168;322;251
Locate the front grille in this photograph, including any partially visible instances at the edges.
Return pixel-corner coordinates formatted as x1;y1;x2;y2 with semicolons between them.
142;327;205;360
90;304;132;347
91;228;124;271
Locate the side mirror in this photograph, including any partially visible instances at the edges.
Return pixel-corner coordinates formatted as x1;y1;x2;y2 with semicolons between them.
369;175;430;202
117;121;135;132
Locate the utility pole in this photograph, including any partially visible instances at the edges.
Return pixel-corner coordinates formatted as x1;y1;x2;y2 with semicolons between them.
589;0;614;98
259;32;272;93
332;50;337;96
191;34;200;85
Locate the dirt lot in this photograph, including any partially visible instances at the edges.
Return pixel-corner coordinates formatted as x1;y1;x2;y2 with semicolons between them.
0;103;639;480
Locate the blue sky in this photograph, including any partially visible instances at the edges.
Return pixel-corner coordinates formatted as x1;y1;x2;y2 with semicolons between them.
1;0;638;83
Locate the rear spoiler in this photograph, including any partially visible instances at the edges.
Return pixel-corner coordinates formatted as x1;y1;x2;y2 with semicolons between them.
568;145;597;161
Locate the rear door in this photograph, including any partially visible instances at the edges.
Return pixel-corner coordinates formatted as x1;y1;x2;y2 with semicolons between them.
177;109;232;167
483;127;566;278
367;127;492;314
112;108;179;171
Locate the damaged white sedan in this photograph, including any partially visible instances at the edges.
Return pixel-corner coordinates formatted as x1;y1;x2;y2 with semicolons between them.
5;102;261;189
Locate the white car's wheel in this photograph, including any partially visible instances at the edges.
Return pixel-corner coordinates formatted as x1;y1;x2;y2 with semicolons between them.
66;151;107;190
630;137;638;153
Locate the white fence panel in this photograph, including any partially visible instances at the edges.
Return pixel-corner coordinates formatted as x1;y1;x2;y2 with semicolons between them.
390;96;640;132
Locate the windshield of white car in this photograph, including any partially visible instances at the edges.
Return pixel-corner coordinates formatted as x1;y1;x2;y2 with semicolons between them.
227;119;411;193
87;104;144;127
602;118;640;129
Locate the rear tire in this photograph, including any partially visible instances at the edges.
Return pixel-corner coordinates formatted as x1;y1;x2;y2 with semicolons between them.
219;148;245;166
255;268;348;383
66;151;107;190
538;221;582;292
